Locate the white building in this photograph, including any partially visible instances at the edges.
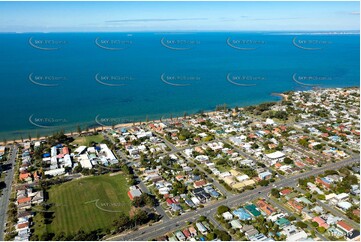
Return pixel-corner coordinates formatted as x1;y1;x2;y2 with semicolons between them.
45;168;65;176
79;154;93;169
222;211;233;220
63;154;72;168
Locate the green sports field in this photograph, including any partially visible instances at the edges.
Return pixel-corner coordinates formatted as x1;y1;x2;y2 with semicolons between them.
46;173;131;235
72;134;105;146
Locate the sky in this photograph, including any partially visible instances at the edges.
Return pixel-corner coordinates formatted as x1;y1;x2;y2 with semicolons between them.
0;1;359;32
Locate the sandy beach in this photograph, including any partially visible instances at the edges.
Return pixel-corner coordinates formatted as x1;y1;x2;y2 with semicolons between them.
0;94;284;146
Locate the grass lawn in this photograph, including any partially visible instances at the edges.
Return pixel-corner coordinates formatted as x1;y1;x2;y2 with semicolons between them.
216;165;231;173
71;134;104;146
45;173;131;235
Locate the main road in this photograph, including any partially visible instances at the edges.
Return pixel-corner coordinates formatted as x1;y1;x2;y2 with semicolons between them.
0;145;18;240
107;155;359;241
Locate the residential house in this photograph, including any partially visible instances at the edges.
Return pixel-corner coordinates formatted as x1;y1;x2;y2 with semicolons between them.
337;221;354;236
287;199;303;213
256;199;276;216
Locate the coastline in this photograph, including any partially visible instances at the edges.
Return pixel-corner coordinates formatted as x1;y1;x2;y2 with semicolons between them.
271;92;289;101
0;87;357;145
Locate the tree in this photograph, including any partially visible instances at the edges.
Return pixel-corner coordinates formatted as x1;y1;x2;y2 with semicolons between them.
206;233;215;240
259;180;269;186
214;229;231;241
77;125;82;135
271;188;280;198
113;212;130;229
296;221;307;229
132;193;156;207
311;222;318;227
74;165;82;173
288;216;296;221
217;205;230;215
130;208;148;225
283;157;294;165
298;138;309;147
317;227;326;233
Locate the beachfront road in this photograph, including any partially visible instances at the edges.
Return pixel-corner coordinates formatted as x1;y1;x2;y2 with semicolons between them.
107;155;359;241
0;145;18;240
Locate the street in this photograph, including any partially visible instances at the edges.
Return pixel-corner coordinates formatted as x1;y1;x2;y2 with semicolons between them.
0;145;18;240
107;155;359;241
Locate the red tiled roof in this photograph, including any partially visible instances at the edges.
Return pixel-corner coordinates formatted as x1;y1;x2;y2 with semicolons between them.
17;197;31;204
313;217;329;229
166;198;174;205
182;229;191;238
62;147;69;154
288;199;303;212
17;222;29;229
337;221;353;232
280;188;292;195
194;180;206;187
295;161;305;168
256;199;275;216
19;173;31;181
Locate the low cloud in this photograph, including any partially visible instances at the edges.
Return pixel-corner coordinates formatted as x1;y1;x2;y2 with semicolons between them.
105;18;208;23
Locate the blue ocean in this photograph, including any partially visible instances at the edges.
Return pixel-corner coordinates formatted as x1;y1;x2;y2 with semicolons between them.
0;32;359;139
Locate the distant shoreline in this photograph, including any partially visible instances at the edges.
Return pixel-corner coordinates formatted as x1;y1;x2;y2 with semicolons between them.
0;87;358;146
271;92;288;101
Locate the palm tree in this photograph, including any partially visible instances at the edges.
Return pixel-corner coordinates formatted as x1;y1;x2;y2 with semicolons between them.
77;124;82;135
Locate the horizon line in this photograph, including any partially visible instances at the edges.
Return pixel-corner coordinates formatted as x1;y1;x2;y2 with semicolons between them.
1;30;360;34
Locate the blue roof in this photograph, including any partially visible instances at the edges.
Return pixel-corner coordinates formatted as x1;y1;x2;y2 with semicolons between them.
42;153;50;158
233;208;252;220
321;177;331;184
209;190;220;197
